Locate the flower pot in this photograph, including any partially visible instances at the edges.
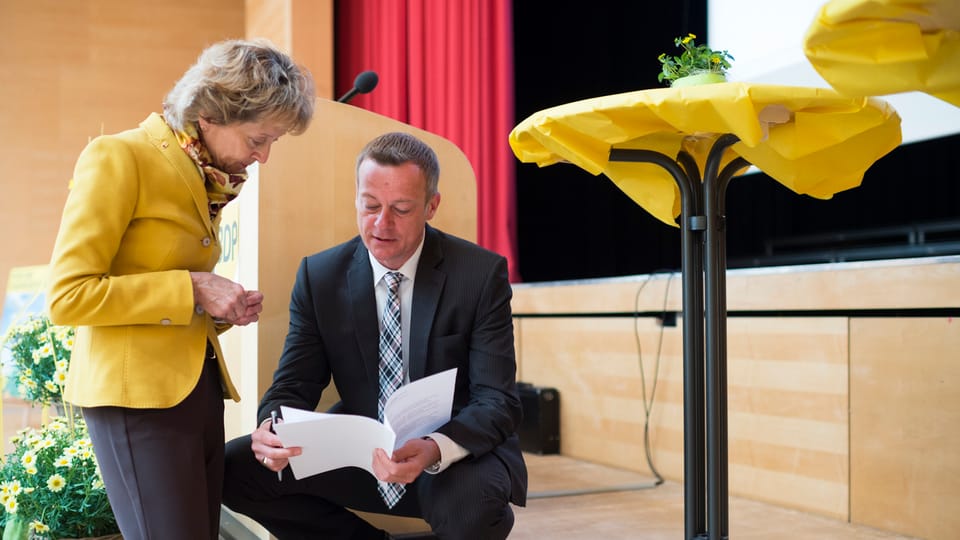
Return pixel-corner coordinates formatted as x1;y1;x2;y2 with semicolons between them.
671;72;727;88
2;517;122;540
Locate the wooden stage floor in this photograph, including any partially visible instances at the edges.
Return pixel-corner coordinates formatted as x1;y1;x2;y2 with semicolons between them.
510;454;916;539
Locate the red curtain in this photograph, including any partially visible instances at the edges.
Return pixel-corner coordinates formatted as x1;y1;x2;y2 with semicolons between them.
336;0;520;282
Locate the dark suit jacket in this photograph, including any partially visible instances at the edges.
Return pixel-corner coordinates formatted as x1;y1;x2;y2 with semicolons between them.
258;225;527;506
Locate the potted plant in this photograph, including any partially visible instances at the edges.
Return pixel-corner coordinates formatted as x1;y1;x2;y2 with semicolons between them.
1;316;72;410
0;315;120;540
658;33;734;87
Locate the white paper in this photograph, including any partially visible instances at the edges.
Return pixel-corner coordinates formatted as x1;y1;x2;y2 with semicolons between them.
274;367;457;480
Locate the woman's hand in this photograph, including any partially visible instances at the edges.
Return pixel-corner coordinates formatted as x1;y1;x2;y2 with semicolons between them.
190;272;263;325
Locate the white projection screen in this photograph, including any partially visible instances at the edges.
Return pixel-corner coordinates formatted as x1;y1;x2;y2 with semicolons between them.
708;0;960;146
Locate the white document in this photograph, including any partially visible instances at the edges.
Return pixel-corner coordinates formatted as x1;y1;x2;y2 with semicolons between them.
273;367;457;481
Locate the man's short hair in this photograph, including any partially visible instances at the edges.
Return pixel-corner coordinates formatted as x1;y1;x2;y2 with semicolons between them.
356;132;440;198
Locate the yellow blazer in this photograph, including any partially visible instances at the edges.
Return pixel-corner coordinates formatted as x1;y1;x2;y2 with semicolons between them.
47;113;240;408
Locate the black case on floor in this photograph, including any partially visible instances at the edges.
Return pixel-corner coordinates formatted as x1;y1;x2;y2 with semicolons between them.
517;382;560;454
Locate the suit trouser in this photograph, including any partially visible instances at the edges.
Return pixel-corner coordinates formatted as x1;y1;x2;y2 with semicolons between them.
83;353;225;540
222;433;515;540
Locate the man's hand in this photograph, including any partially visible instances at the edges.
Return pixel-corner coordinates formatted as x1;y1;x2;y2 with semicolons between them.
251;418;301;473
372;437;441;484
190;272;264;326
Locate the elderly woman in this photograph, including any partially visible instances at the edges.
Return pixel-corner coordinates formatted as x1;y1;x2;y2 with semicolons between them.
46;39;314;539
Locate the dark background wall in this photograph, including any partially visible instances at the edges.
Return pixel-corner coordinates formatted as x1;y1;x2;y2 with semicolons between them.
512;1;960;283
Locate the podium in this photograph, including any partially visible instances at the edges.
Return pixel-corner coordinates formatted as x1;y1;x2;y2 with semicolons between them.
509;82;901;539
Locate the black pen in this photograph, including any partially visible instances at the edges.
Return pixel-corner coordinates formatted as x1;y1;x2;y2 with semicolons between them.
270;410;283;482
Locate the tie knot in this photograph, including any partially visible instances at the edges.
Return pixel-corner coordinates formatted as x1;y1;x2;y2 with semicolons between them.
384;271;403;292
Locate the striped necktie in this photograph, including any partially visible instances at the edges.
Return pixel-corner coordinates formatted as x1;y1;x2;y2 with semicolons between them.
377;271;405;507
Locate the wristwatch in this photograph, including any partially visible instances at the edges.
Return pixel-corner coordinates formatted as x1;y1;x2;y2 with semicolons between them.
422;436;441;473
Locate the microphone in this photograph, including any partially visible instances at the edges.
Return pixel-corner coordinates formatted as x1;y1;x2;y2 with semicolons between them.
336;70;379;103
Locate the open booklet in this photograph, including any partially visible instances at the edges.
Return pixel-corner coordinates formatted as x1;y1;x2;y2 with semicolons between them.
273;367;457;481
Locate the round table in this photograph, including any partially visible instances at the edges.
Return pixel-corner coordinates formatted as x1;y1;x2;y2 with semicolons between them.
509;82;901;540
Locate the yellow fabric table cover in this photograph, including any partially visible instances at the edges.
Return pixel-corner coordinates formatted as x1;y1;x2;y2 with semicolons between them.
804;0;960;107
509;82;901;226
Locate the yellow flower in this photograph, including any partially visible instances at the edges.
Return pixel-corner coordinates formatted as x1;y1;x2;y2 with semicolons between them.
30;521;50;533
46;474;66;492
21;452;36;468
4;497;17;514
26;466;38;475
55;456;72;468
44;380;59;393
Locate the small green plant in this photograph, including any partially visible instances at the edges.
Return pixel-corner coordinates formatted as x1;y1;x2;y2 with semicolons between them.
0;315;120;538
658;33;734;85
0;417;118;539
1;315;72;407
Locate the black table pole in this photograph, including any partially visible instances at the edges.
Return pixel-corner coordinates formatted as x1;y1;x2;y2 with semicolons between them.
610;138;750;540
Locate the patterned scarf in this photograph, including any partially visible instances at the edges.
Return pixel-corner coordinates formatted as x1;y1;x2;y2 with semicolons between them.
168;119;247;221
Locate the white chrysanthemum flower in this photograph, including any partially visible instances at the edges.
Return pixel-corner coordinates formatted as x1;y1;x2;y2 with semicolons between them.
5;480;22;496
46;474;66;492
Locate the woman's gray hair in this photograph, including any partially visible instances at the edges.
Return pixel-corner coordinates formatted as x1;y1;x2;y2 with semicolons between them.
356;132;441;198
163;38;315;134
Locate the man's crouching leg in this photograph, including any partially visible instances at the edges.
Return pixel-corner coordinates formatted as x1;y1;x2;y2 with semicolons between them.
417;451;515;540
222;435;386;540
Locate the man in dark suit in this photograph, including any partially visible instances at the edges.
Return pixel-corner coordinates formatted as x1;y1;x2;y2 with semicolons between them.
223;132;527;539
